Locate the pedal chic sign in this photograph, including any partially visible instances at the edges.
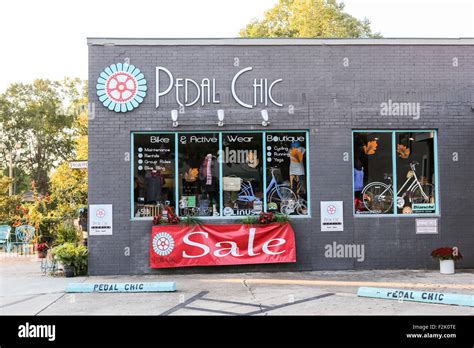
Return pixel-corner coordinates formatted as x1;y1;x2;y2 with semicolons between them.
150;223;296;268
156;66;283;109
96;63;284;112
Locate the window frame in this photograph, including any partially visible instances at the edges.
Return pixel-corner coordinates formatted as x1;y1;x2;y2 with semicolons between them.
131;130;311;220
352;129;439;218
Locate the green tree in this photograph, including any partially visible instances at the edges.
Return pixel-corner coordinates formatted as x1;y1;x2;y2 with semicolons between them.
1;167;30;196
240;0;380;38
49;90;88;219
0;174;22;224
0;78;85;194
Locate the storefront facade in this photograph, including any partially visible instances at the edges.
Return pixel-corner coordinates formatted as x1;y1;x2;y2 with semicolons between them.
88;38;474;275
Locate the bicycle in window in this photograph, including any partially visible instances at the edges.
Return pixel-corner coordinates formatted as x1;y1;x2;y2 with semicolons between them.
361;161;435;214
235;168;305;215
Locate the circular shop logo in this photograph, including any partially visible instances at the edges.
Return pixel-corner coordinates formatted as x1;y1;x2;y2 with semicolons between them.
96;209;106;218
327;205;337;215
152;232;175;256
96;63;147;113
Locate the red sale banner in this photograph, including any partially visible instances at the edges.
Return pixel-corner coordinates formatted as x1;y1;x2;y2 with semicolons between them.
150;223;296;268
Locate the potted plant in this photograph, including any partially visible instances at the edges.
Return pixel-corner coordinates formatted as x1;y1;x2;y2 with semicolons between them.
242;212;290;225
51;242;88;277
153;205;180;225
36;242;49;258
431;247;463;274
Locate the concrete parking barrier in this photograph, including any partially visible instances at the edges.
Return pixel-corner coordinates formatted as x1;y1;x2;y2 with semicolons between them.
66;282;176;293
357;287;473;307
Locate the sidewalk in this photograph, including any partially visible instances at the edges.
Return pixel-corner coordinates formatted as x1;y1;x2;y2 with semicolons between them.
1;255;472;315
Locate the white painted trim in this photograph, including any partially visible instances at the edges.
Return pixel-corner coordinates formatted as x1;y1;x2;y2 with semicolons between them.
87;37;474;46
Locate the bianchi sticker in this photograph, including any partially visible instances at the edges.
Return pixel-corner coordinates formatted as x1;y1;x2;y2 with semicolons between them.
152;233;175;256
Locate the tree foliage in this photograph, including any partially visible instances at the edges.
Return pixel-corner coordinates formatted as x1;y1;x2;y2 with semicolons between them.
0;174;22;223
0;78;85;194
240;0;380;38
49;90;88;219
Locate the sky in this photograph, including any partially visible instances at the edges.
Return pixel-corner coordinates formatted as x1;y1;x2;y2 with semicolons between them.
0;0;473;93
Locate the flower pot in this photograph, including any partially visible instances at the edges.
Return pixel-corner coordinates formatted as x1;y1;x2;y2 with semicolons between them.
63;266;75;277
439;259;455;274
37;252;47;259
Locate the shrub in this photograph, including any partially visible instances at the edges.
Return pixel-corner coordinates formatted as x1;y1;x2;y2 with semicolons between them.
51;242;88;276
242;212;290;225
241;216;259;225
38;217;62;243
274;213;290;223
180;216;202;226
55;221;81;245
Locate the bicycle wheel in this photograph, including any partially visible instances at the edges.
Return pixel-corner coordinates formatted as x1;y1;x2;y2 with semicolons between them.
280;203;294;215
361;182;393;214
410;184;434;204
268;186;298;213
296;199;308;215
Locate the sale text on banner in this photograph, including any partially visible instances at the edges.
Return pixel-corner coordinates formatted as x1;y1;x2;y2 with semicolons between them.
150;223;296;268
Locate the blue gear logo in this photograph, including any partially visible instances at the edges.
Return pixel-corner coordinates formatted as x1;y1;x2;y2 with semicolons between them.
152;233;175;256
96;63;147;113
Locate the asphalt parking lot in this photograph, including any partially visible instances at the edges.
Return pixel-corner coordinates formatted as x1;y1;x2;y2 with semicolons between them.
1;255;473;316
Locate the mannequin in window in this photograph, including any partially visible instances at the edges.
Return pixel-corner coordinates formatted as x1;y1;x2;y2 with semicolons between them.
353;158;364;201
199;154;218;210
145;168;164;204
288;141;306;198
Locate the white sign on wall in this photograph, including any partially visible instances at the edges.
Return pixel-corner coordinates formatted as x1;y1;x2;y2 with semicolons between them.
89;204;113;236
321;201;344;232
69;161;88;169
416;218;438;234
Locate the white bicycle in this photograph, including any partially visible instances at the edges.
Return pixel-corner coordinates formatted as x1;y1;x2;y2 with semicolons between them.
361;161;434;214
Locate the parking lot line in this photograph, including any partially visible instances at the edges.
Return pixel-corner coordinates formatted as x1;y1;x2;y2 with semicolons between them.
160;291;209;316
199;297;272;309
200;278;474;290
244;293;335;315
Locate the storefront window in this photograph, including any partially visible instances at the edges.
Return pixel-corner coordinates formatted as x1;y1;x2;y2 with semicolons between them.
132;130;310;219
178;133;220;217
266;132;309;215
353;132;393;214
353;130;438;215
222;133;263;216
133;133;176;218
395;131;436;214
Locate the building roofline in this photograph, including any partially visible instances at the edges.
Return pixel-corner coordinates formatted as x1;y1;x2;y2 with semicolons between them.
87;37;474;46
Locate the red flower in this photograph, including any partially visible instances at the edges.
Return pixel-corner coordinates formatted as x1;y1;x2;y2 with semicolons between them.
431;247;462;261
153;206;181;225
37;243;49;253
258;212;275;224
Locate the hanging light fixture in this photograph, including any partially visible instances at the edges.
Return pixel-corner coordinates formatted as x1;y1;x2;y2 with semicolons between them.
171;110;179;127
261;109;269;126
217;109;225;127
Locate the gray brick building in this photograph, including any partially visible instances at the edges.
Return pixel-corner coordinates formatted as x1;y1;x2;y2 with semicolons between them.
88;38;473;275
